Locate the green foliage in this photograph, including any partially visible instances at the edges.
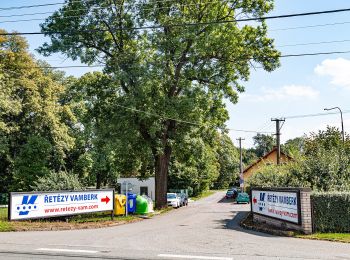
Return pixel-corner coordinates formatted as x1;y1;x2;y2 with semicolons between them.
0;30;75;192
39;0;280;207
168;132;239;195
32;171;83;191
0;194;8;205
252;134;275;157
213;134;240;189
246;162;309;189
242;147;259;167
312;192;350;233
168;135;220;196
12;136;52;191
247;127;350;192
282;137;304;158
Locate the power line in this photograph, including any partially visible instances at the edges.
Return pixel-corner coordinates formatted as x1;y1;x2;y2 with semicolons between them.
0;1;234;23
227;128;273;134
115;103;272;133
0;0;195;12
0;2;63;11
277;39;350;48
2;64;104;69
280;50;350;57
283;110;350;119
3;50;350;71
3;7;350;31
271;21;350;32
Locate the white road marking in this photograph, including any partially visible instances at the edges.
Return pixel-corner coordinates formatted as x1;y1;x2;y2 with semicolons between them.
158;254;233;260
36;248;98;254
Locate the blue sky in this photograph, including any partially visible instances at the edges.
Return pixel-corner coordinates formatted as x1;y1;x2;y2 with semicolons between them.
1;0;350;147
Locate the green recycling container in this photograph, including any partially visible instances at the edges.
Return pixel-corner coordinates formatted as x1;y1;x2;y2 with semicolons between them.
136;195;148;214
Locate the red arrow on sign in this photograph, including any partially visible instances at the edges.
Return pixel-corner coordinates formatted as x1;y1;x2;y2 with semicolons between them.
253;197;257;204
101;196;110;204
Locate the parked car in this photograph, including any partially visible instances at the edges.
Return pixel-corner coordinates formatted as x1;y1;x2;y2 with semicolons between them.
226;188;239;199
167;193;181;208
225;190;235;199
178;193;188;206
236;192;250;204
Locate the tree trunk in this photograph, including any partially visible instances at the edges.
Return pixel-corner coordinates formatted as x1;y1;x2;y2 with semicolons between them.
154;145;172;209
96;172;101;189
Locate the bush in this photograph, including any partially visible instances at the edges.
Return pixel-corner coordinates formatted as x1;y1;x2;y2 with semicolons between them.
246;162;310;189
0;194;8;205
31;171;83;191
312;192;350;233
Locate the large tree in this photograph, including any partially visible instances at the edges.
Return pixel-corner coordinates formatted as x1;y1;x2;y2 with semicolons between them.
40;0;280;208
0;30;75;192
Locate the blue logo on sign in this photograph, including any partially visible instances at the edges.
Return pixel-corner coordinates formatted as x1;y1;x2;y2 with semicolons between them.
260;193;265;202
17;195;38;216
259;193;266;211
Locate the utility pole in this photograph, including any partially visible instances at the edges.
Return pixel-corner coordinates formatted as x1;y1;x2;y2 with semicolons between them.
324;107;345;144
271;118;285;165
237;137;245;191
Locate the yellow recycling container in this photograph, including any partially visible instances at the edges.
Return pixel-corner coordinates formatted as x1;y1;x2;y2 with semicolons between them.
115;194;126;215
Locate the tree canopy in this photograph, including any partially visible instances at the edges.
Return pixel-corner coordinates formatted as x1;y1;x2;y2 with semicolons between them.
39;0;280;207
0;30;75;192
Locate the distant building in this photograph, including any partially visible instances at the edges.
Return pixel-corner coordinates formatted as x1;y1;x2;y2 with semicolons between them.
243;148;293;181
117;177;155;201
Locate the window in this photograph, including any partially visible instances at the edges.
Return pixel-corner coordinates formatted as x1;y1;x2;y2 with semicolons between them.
140;186;148;196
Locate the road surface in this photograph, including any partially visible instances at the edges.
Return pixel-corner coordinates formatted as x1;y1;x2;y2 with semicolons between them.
0;191;349;260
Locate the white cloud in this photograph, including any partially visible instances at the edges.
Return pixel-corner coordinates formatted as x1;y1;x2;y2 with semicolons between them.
315;58;350;88
241;85;319;102
281;118;350;144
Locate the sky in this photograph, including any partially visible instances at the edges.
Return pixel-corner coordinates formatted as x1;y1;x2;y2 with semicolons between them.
1;0;350;148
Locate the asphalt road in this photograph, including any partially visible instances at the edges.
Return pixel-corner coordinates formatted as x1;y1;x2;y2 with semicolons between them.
0;191;350;260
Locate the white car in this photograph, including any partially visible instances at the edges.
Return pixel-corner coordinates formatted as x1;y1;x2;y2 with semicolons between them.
167;193;180;208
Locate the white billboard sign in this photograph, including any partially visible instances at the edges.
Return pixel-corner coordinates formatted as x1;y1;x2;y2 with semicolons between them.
9;189;114;221
251;189;300;224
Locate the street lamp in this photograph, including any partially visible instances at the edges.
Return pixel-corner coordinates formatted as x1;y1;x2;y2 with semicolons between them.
324;107;345;143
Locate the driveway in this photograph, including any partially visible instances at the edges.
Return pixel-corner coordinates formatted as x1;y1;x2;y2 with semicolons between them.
0;191;349;259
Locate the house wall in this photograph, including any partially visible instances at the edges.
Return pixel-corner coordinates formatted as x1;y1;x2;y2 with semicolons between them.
117;177;155;201
243;151;290;181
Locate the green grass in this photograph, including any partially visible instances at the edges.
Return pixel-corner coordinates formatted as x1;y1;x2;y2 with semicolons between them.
0;206;171;232
298;233;350;243
0;208;14;232
71;212;138;223
0;221;14;232
191;190;216;201
0;208;8;221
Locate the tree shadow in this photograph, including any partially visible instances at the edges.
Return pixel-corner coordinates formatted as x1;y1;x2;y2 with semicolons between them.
217;197;236;204
214;211;276;238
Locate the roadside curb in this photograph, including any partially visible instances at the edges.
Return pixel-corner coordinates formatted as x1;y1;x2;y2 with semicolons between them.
239;213;297;237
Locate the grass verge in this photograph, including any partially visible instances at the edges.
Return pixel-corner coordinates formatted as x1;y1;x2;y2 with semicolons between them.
297;233;350;243
0;205;173;232
191;190;216;201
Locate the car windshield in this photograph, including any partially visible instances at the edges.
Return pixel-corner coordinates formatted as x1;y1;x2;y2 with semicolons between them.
227;191;233;194
167;194;176;199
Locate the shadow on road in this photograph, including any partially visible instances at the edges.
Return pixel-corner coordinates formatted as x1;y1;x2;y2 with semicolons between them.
217;197;236;204
214;211;275;238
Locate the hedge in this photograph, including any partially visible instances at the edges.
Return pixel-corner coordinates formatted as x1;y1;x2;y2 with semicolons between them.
0;194;8;205
312;192;350;233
